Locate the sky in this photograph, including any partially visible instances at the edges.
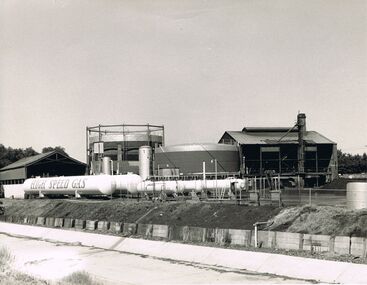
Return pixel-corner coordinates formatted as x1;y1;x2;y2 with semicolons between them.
0;0;366;162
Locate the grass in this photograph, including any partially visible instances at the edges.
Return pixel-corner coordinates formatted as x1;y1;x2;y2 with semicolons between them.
0;269;100;285
60;271;101;285
0;246;99;285
0;247;13;270
269;205;367;237
0;271;48;285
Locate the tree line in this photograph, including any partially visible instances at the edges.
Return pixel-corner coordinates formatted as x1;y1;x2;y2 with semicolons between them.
337;150;367;174
0;144;68;169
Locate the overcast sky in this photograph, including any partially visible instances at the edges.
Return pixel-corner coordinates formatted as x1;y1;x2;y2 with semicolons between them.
0;0;366;162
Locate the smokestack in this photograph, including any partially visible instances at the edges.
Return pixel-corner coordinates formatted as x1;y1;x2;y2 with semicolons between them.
297;113;306;174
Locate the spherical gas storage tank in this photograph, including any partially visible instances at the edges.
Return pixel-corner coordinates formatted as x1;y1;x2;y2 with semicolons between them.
347;182;367;210
154;143;240;175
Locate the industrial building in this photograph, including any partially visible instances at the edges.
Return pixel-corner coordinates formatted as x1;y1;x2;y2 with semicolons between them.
86;124;164;175
219;114;338;187
0;150;86;186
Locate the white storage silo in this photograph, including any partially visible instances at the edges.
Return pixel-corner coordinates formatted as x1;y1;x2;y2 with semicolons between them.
347;182;367;210
102;157;112;175
139;146;152;180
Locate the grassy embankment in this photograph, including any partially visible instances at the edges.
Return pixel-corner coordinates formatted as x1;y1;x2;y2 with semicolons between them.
1;199;280;229
270;205;367;237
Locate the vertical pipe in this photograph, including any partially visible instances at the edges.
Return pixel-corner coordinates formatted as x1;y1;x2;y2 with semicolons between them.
298;174;301;205
147;124;151;147
98;124;102;141
122;124;125;161
316;148;319;187
254;224;258;248
259;148;262;176
162;125;165;146
215;159;218;199
239;181;242;202
239;144;244;176
203;161;206;195
203;161;206;181
254;176;257;191
278;174;281;191
278;149;281;174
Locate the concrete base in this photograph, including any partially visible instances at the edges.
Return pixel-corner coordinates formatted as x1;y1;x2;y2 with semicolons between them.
1;222;367;284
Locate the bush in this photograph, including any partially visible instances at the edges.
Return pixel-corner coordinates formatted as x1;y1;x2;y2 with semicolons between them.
0;247;13;270
61;271;101;285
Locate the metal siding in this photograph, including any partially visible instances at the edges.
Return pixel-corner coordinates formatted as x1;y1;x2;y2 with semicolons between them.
155;150;240;174
0;167;26;181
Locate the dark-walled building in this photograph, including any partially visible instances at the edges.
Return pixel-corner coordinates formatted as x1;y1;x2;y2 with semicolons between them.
0;150;86;186
219;114;338;186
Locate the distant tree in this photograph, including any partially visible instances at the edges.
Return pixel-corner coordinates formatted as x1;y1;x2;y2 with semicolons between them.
24;147;38;157
338;150;367;174
42;146;68;156
0;144;39;169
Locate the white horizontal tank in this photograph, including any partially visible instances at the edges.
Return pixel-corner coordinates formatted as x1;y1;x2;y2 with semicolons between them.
114;174;142;194
347;182;367;210
136;178;246;195
23;175;117;196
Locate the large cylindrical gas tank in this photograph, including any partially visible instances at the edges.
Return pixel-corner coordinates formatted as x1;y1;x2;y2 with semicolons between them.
23;175;116;196
139;146;152;180
347;182;367;210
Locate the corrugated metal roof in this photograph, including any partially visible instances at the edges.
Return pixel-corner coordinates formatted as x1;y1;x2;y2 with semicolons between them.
0;151;85;171
242;127;298;133
224;130;335;145
156;143;239;153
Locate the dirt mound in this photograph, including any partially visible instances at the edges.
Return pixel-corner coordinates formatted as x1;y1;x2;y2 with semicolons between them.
269;205;367;237
137;202;280;229
2;199;157;223
1;199;281;230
